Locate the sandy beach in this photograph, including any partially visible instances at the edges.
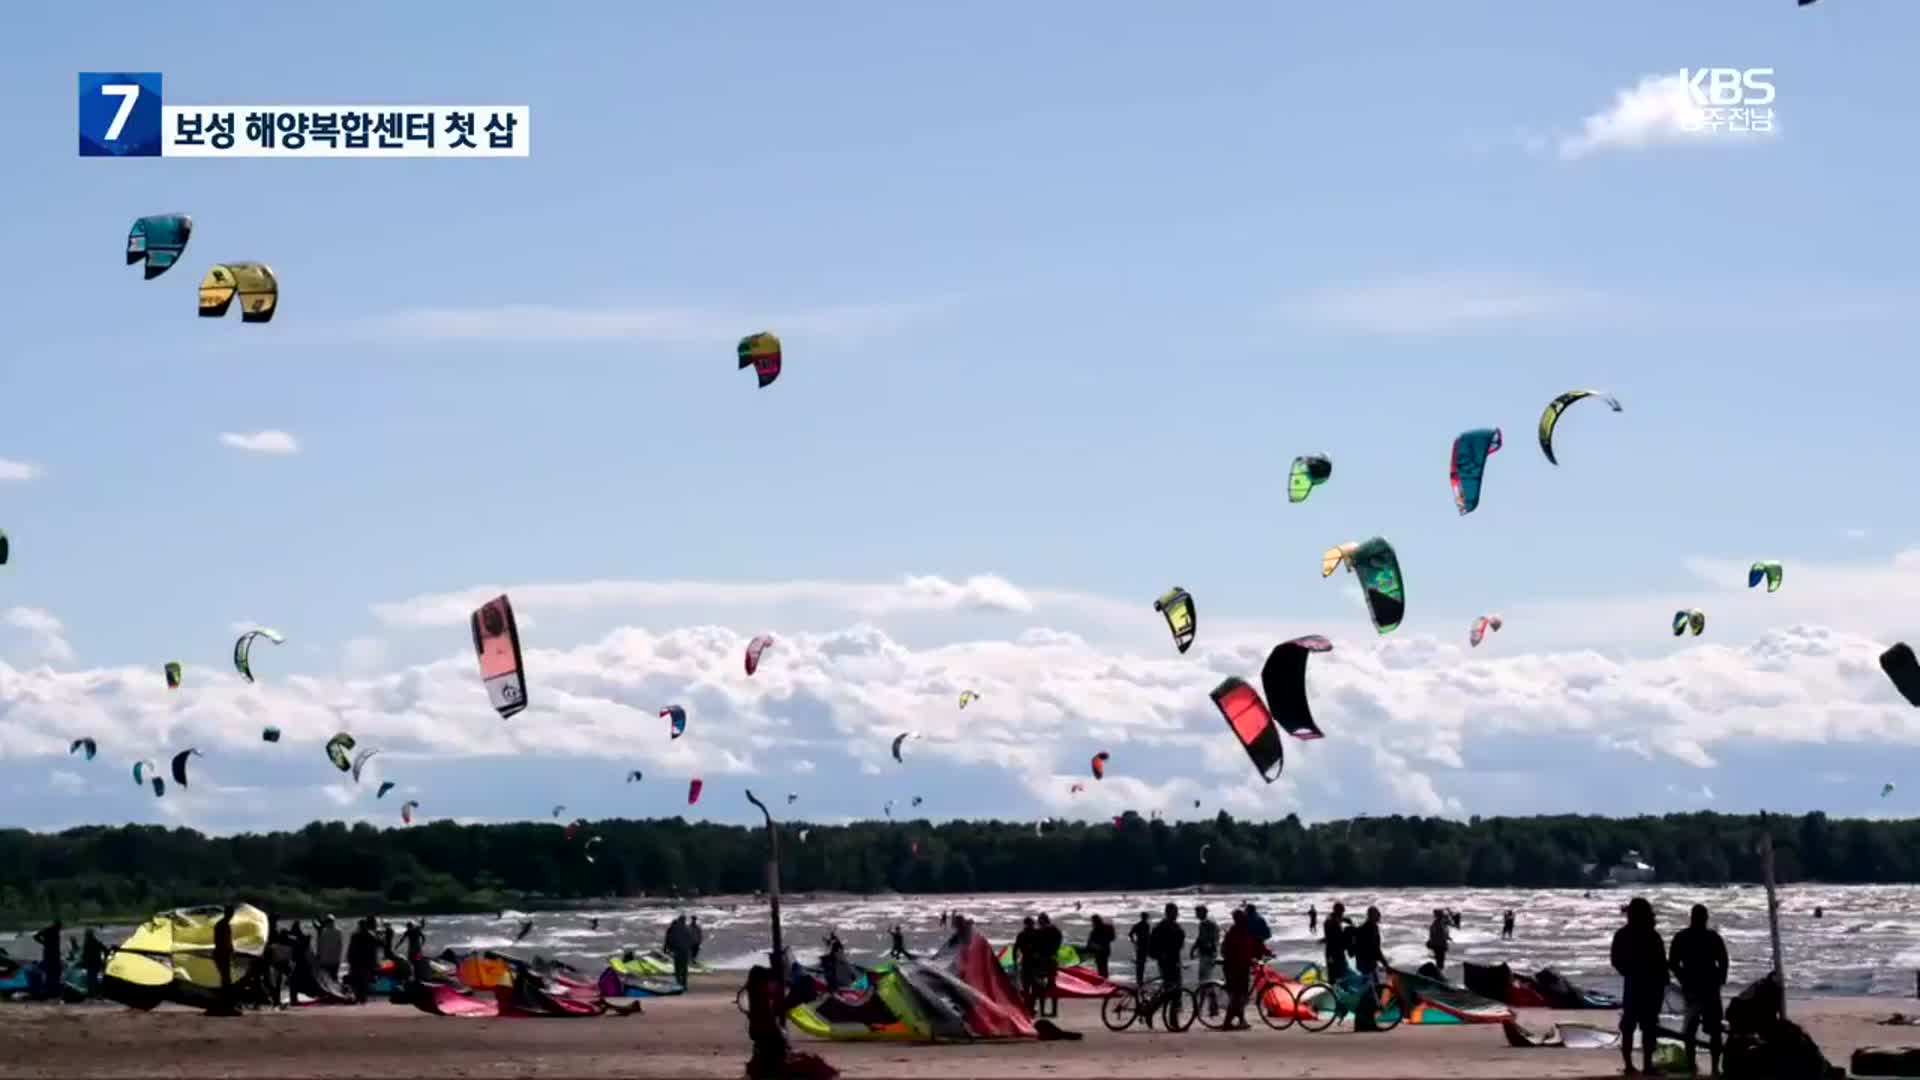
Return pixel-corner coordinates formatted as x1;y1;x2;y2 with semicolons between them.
4;981;1918;1079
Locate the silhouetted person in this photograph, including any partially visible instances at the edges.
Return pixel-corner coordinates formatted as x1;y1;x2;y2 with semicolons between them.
887;925;911;959
1221;908;1267;1030
80;928;105;998
402;920;426;974
1244;903;1271;945
1148;904;1186;1028
1084;915;1115;979
1669;903;1728;1076
1014;917;1042;1012
1427;909;1452;974
690;916;704;963
1349;906;1386;1032
515;919;534;943
208;905;238;1015
1308;904;1318;933
1191;905;1219;988
1322;902;1350;983
287;922;312;1006
315;915;343;979
1036;914;1064;1017
346;917;379;1004
1611;897;1668;1075
1502;909;1516;940
1128;912;1151;986
666;915;694;988
32;920;64;1001
1450;909;1462;930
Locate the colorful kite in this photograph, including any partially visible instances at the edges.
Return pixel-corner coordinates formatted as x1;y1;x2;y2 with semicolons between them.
1153;586;1196;654
1538;389;1621;465
1289;455;1332;504
1450;428;1503;515
471;594;528;719
197;262;278;323
127;214;192;279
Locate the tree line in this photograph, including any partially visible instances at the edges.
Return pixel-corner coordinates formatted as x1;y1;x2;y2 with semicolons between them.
1;809;1910;926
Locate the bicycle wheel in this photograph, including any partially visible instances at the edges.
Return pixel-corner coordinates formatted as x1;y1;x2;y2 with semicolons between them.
1293;982;1339;1032
1256;980;1299;1031
1161;986;1199;1032
1101;986;1141;1032
1370;982;1403;1032
1192;981;1229;1030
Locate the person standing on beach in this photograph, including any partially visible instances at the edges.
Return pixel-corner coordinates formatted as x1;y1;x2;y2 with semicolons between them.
1427;909;1452;975
1668;904;1728;1076
1149;904;1187;1028
1013;917;1041;1012
346;917;379;1004
1191;905;1219;989
1611;897;1668;1076
316;915;343;979
1084;915;1115;979
31;919;62;1001
665;915;693;988
690;916;705;964
888;925;912;959
1036;914;1064;1017
209;905;238;1016
1322;903;1350;983
1128;912;1151;986
1348;906;1386;1032
80;928;105;999
1245;903;1271;945
1502;909;1516;940
1220;908;1267;1030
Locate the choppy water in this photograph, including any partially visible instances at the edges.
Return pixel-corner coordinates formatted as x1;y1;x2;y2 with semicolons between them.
11;885;1920;997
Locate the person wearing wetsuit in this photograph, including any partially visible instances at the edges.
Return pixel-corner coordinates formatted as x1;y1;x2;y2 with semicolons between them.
1427;909;1452;974
1348;907;1386;1032
1128;912;1151;986
888;925;911;959
1036;914;1064;1017
1148;904;1186;1028
1084;915;1115;979
209;905;238;1015
1191;905;1219;987
80;929;105;999
1322;903;1350;983
1502;909;1516;940
346;917;379;1004
31;920;62;1002
1308;904;1318;934
1611;897;1668;1076
1013;917;1042;1012
1669;903;1729;1076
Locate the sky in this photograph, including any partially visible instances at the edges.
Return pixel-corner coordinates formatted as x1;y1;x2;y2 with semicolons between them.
3;2;1918;836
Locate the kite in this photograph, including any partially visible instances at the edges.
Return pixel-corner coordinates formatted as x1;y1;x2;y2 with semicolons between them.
884;799;895;818
786;792;798;803
627;770;645;783
891;731;917;763
69;737;97;761
958;689;979;710
1260;636;1333;740
1289;455;1332;504
1212;676;1283;783
1199;842;1212;865
351;748;380;782
150;777;165;797
1193;799;1201;809
126;213;191;279
1882;643;1920;707
738;331;782;388
1672;609;1706;637
1450;428;1503;515
1748;561;1784;593
261;727;281;743
1470;614;1504;648
1883;783;1896;798
377;781;396;799
197;262;279;323
1153;587;1197;654
688;778;703;805
584;836;604;864
798;828;811;843
1350;537;1406;634
911;795;924;807
170;748;199;787
133;760;158;787
663;705;688;739
1538;389;1622;465
1069;782;1085;795
0;530;8;565
471;594;528;719
1090;751;1110;780
401;800;419;825
1321;541;1359;578
325;732;356;772
232;628;285;683
164;662;183;690
745;634;774;676
552;804;567;819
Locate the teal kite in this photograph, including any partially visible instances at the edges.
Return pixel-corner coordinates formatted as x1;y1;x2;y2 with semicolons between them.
1450;428;1502;515
1350;537;1405;634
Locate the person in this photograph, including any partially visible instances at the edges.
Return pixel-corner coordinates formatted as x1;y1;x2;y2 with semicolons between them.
1450;909;1462;930
1611;897;1668;1076
1191;904;1219;988
1322;902;1350;983
665;915;693;988
1012;917;1041;1012
346;916;379;1004
1245;903;1271;945
1669;903;1729;1076
1348;907;1386;1032
589;917;600;931
887;925;911;959
515;919;535;943
1148;903;1186;1029
1427;909;1452;975
1502;909;1516;940
1813;906;1823;920
380;921;397;963
1128;912;1152;986
745;963;840;1080
315;915;343;980
821;932;851;991
401;919;426;977
1221;908;1266;1030
1036;914;1064;1018
690;916;704;964
1084;915;1115;979
32;919;63;1002
287;922;312;1007
1308;904;1318;934
80;928;105;999
207;905;238;1015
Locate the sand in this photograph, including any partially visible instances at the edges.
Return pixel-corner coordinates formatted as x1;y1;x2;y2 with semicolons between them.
4;982;1919;1079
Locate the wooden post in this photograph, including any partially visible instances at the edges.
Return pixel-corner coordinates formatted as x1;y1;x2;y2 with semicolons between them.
1759;814;1786;1019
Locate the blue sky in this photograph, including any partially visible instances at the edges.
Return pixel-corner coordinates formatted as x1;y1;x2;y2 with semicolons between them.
4;2;1919;834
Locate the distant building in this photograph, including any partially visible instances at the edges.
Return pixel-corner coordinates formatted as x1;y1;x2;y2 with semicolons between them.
1602;850;1655;885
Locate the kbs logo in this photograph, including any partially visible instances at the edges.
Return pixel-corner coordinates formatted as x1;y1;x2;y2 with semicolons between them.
1678;68;1775;134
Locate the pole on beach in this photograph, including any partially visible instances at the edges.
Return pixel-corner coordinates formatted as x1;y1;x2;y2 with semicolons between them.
1759;812;1786;1019
744;789;785;1023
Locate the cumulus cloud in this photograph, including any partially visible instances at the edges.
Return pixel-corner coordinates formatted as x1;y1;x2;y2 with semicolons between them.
0;459;43;481
219;430;299;455
49;770;86;794
3;607;75;664
1291;273;1607;334
1556;72;1773;161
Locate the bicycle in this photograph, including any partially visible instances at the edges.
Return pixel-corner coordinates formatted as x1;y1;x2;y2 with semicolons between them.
1292;964;1402;1033
1193;964;1302;1031
1100;977;1199;1033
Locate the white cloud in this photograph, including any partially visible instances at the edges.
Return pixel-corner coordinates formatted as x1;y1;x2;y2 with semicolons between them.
0;459;43;481
352;293;990;346
49;770;85;793
1555;73;1773;161
219;430;299;455
3;607;75;664
1290;273;1606;334
341;637;387;677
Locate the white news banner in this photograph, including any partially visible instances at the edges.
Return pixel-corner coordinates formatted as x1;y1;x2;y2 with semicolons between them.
160;105;530;158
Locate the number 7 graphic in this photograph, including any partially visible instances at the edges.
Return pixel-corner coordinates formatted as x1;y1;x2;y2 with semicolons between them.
78;72;163;157
100;83;140;140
